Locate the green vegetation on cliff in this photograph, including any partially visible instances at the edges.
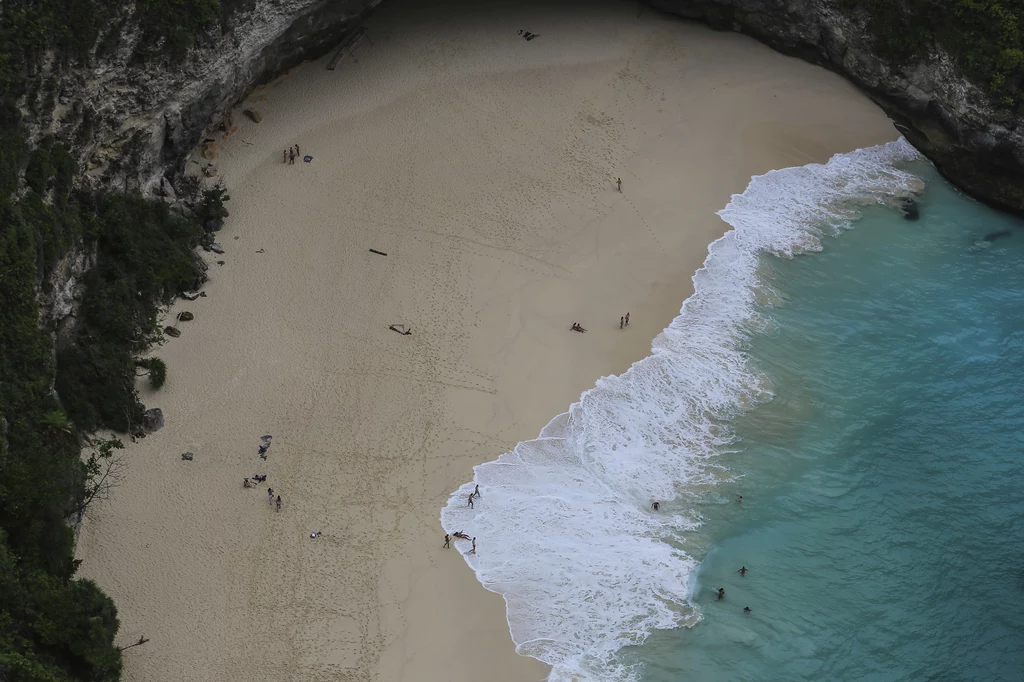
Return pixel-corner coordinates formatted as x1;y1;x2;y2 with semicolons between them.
0;0;224;93
846;0;1024;106
0;36;210;682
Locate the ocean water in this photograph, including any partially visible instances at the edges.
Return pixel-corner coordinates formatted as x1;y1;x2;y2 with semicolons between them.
442;139;1024;681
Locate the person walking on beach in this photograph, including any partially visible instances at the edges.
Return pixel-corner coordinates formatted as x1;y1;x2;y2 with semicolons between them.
737;566;747;576
275;495;282;512
616;178;622;192
295;143;300;158
267;487;274;503
467;493;474;509
283;149;287;164
469;538;476;555
625;312;630;326
717;587;726;601
473;484;481;498
620;316;624;329
444;534;451;549
289;147;295;165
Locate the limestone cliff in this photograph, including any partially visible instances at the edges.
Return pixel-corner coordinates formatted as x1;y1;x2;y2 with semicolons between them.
20;0;378;198
650;0;1024;214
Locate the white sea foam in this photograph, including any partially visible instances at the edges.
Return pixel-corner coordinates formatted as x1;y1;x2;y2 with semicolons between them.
441;138;923;681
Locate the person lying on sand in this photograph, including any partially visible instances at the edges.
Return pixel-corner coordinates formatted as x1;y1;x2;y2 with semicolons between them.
243;478;252;488
453;531;471;540
252;474;268;483
570;323;587;333
518;29;539;41
389;324;412;335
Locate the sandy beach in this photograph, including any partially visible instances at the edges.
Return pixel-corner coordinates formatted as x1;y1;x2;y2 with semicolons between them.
74;1;896;680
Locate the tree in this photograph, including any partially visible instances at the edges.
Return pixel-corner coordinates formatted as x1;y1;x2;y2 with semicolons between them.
65;437;125;522
134;357;167;389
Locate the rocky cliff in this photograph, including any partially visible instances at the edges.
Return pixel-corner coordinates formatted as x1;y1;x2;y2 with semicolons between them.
14;0;1024;214
19;0;378;199
650;0;1024;215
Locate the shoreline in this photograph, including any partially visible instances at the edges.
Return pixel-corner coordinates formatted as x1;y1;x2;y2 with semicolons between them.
74;1;897;680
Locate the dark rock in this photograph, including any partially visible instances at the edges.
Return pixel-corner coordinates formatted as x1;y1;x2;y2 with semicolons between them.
142;408;164;433
204;217;224;232
178;311;195;321
983;230;1012;242
210;243;225;254
164;326;181;338
181;291;201;301
897;197;920;221
217;260;225;265
243;108;262;123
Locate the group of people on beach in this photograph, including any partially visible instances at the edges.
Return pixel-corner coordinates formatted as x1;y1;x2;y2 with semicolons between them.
242;435;284;512
443;485;481;555
283;144;303;165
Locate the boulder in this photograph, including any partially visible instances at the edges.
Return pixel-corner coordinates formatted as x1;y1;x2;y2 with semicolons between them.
243;108;262;123
897;197;920;221
164;326;181;338
178;311;195;321
204;217;224;231
209;243;225;254
181;291;201;301
142;408;164;433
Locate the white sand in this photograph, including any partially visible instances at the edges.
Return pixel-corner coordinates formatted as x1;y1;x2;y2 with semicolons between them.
75;1;897;680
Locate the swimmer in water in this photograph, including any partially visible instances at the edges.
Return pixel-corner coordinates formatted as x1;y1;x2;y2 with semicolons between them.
717;587;725;600
743;606;751;613
737;566;747;576
737;495;743;503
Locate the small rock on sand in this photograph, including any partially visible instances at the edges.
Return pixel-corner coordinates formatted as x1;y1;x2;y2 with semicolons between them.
243;109;262;123
142;408;164;433
178;311;195;322
164;326;181;338
210;243;225;254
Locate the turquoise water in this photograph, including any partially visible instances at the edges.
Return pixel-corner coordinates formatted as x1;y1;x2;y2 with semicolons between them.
634;164;1024;681
443;142;1024;682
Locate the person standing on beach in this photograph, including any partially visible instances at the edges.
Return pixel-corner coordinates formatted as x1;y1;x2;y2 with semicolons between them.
469;538;476;555
295;143;300;158
616;178;622;192
289;147;295;165
443;534;451;549
467;493;474;509
625;312;630;326
283;149;287;164
275;495;282;512
267;487;274;504
620;316;624;329
473;484;481;498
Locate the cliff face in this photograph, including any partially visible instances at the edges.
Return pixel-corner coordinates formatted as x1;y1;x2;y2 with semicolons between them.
21;0;379;198
17;0;1024;214
650;0;1024;214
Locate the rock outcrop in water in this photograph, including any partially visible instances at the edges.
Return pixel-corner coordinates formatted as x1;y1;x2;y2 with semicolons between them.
650;0;1024;215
